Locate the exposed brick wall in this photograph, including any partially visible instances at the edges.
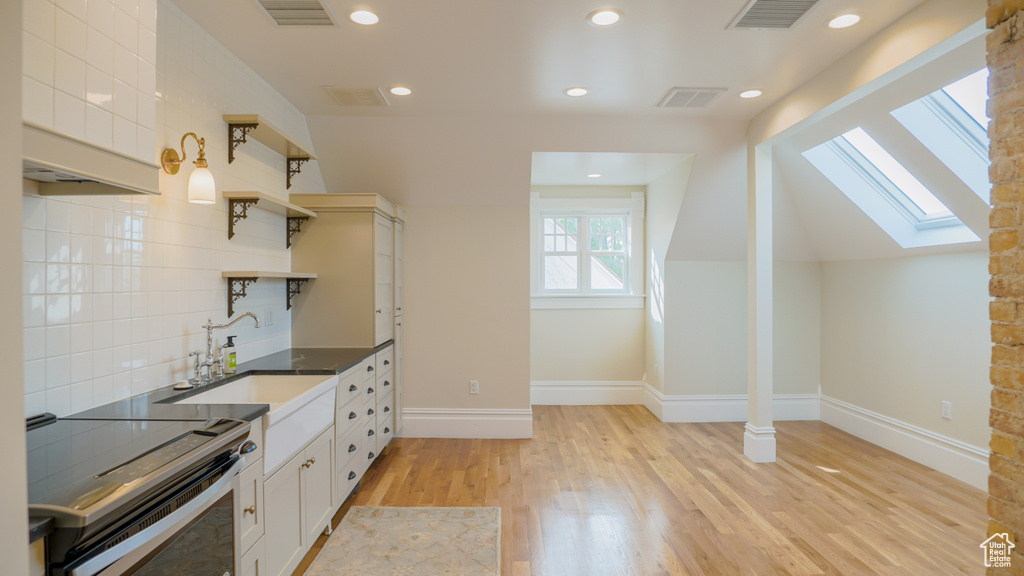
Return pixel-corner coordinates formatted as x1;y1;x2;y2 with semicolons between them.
990;2;1024;574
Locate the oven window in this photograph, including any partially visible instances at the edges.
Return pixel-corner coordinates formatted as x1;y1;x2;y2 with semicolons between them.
129;492;234;576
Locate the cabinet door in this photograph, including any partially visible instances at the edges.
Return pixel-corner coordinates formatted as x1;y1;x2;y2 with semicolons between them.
263;452;305;576
302;429;335;548
240;537;266;576
394;318;403;434
394;220;403;317
374;214;394;345
238;459;265;555
374;278;393;344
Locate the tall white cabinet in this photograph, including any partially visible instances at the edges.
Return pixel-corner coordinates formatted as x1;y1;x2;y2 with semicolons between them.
289;194;401;348
392;215;404;433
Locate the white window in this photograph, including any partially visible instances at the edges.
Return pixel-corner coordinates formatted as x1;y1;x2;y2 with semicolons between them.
530;192;644;309
802;126;980;248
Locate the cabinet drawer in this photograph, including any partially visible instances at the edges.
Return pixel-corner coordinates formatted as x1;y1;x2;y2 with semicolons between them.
337;370;362;410
376;390;394;423
375;347;394;375
376;414;394;454
238;459;265;555
240;537;265;576
336;402;361;440
361;357;376;382
378;371;394;397
336;425;362;473
337;462;361;504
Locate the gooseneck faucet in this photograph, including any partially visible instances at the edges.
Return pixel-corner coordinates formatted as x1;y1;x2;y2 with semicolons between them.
192;312;260;383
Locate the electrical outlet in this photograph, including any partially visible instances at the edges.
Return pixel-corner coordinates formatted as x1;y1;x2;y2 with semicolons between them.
264;307;274;327
942;401;952;420
469;380;479;395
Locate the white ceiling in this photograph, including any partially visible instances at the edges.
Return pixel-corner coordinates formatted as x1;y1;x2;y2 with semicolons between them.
172;0;926;120
530;152;690;185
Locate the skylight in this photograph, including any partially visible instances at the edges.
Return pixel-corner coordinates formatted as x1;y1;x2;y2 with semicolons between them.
891;68;990;203
803;126;979;249
942;68;989;129
840;128;953;218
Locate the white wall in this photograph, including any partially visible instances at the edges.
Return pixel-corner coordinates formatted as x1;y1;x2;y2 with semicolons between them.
23;0;327;417
820;252;990;448
2;0;29;570
530;309;644;382
663;261;747;396
645;160;691;392
402;205;531;411
774;261;821;396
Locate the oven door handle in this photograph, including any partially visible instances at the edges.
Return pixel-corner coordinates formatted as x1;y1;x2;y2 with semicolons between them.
69;457;245;576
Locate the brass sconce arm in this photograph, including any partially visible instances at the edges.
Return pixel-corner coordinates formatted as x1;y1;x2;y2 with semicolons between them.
161;132;209;175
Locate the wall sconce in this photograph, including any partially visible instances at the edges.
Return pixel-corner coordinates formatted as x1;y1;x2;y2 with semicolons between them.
161;132;216;204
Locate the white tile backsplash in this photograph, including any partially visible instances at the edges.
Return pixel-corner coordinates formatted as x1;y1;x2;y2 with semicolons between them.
22;0;327;417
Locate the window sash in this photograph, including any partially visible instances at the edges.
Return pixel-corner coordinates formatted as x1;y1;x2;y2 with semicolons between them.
540;212;629;294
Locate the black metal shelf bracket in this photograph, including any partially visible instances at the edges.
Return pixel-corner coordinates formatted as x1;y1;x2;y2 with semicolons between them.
227;123;259;164
287;216;309;248
228;199;259;239
227;277;258;317
287;157;309;190
286;278;310;310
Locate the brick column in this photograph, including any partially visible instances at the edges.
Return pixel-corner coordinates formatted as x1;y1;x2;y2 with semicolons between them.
989;2;1024;574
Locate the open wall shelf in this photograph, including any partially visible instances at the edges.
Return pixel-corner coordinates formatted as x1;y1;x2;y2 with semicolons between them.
222;271;317;317
224;191;317;248
224;114;317;189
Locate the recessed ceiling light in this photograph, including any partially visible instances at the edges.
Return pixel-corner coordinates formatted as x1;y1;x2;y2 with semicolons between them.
828;14;860;29
390;86;411;96
587;9;622;26
739;89;763;99
350;10;379;25
564;87;588;97
587;173;602;178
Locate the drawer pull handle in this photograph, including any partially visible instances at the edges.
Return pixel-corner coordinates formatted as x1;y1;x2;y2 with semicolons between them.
383;380;390;387
384;360;390;366
383;406;390;413
368;451;375;459
367;366;374;373
244;506;256;516
368;408;375;416
348;444;357;452
396;307;401;312
367;387;374;394
349;384;358;392
348;411;357;420
240;441;257;455
309;457;316;465
302;460;311;469
397;322;402;326
368;429;375;437
384;427;390;434
348;471;357;480
376;309;382;314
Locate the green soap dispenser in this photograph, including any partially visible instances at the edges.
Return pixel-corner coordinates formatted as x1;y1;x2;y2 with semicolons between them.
225;335;237;374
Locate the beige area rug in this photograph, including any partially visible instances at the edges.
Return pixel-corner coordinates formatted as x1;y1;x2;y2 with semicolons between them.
304;507;501;576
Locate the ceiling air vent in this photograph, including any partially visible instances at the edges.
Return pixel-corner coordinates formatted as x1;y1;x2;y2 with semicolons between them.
257;0;338;26
323;87;391;107
657;87;728;109
728;0;820;30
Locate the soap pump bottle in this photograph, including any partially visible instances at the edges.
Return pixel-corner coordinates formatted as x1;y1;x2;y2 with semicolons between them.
224;336;237;374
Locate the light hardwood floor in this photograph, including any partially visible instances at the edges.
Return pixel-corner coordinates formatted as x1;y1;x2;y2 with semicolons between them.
300;405;988;576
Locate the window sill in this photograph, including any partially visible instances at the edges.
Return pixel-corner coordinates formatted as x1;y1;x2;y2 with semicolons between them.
531;295;645;310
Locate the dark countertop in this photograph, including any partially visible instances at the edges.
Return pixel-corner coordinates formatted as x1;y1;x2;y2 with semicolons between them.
63;345;388;421
28;345;389;542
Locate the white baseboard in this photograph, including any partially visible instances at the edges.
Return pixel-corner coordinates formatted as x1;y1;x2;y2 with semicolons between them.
643;384;820;423
531;381;644;405
820;395;988;490
400;408;533;439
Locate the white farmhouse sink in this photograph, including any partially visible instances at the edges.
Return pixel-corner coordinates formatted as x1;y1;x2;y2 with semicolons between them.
174;374;338;476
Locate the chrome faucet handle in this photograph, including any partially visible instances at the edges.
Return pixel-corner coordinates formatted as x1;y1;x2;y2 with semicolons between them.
188;351;201;381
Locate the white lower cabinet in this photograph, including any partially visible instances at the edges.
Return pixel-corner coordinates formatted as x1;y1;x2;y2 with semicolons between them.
240;537;266;576
263;426;335;576
238;458;265;555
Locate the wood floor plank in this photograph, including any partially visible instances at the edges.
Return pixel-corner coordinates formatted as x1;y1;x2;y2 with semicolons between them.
299;405;987;576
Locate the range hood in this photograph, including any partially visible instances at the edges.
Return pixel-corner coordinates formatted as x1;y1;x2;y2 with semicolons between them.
22;122;160;196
